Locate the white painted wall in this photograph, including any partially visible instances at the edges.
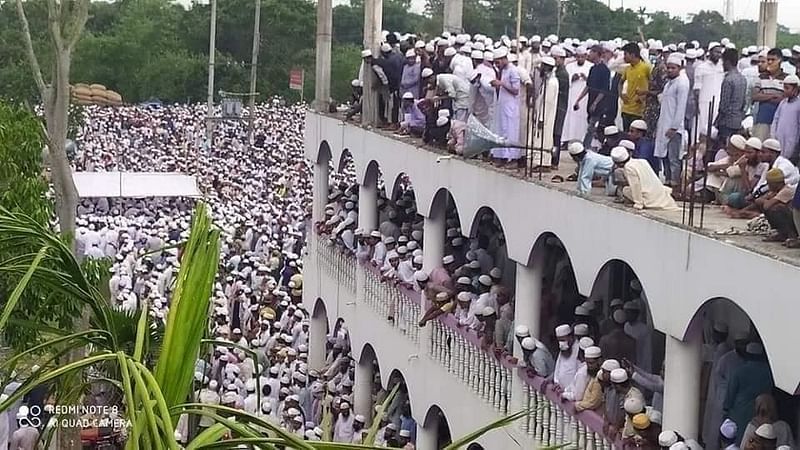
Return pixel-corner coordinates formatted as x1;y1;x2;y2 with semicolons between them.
305;112;800;394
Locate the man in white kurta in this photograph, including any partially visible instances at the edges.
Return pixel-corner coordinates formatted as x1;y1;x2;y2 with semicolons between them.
611;146;680;210
531;57;559;167
469;52;497;129
694;44;725;135
562;47;594;142
654;54;690;187
491;47;523;161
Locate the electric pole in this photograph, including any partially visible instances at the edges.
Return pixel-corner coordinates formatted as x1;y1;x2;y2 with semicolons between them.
206;0;218;141
248;0;261;141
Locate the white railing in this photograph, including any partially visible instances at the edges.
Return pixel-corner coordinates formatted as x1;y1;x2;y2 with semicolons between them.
428;318;512;414
362;266;421;344
313;236;620;450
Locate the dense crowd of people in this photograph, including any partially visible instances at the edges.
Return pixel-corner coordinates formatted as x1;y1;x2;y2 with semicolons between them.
323;106;793;449
351;32;800;242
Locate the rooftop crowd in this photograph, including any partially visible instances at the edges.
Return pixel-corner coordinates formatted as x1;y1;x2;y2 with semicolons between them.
349;32;800;244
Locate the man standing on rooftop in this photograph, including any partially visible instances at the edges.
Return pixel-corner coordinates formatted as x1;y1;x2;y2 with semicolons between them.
620;43;651;131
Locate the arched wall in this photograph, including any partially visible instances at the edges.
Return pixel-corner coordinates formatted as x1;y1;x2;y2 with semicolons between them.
311;297;331;333
305;113;800;391
317;141;332;165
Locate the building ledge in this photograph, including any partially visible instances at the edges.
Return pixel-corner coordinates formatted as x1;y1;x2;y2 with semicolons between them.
317;111;800;269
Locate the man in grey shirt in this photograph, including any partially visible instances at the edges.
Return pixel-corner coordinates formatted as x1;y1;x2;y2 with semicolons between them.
716;48;749;147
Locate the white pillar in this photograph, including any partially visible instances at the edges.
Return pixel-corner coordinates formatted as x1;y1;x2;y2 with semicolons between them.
313;0;332;111
422;214;445;273
442;0;463;34
359;182;378;233
663;336;702;438
355;359;375;424
361;0;383;125
313;162;330;225
417;421;438;450
309;312;327;370
510;256;542;413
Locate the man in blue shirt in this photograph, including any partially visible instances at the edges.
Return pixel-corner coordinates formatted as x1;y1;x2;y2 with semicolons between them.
568;141;615;196
576;45;613;149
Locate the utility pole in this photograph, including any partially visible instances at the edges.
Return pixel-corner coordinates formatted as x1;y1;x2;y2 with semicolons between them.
556;0;561;37
515;0;522;43
248;0;261;141
206;0;218;141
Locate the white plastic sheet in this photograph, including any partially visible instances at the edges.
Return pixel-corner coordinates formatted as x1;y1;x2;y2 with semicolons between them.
72;172;201;198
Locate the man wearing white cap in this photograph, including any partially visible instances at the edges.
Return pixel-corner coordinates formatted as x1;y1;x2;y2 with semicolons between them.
491;46;524;167
562;345;602;402
654;52;689;188
531;56;559;169
703;333;749;450
521;336;555;378
400;49;421;99
552;324;580;393
351;414;367;444
611;146;679;210
433;73;471;122
568;141;615;196
695;43;725;135
563;46;594;144
399;92;426;137
770;74;800;161
470;51;497;129
333;401;355;442
719;418;738;450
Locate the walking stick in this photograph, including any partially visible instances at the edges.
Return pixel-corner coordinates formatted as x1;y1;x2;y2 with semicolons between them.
700;97;715;229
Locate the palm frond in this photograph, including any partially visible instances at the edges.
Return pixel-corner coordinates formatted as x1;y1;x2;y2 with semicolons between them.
442;409;529;450
0;245;47;329
364;383;400;445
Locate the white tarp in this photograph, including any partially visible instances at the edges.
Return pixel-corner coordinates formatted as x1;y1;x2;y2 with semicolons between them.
72;172;202;198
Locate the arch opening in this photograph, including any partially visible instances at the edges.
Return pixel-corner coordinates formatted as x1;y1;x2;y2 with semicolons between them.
317;140;332;165
423;404;453;449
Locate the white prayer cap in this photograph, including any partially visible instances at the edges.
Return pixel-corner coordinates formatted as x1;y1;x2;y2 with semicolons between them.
414;40;426;48
619;139;635;151
483;51;495;61
209;380;219;390
574;306;589;316
763;138;781;152
550;46;566;57
425;43;435;53
478;275;493;286
521;337;536;350
460;44;472;54
555;324;571;337
720;418;737;440
742;115;754;130
351;79;363;87
355;414;366;423
514;325;530;337
686;48;699;59
708;41;721;50
610;368;629;383
493;47;508;59
457;291;472;302
650;40;663;51
405;49;416;58
666;53;684;66
457;276;471;285
380;42;392;52
578;336;594;350
471;50;484;59
340;401;351;409
649;410;662;425
489;267;502;278
399;429;411;438
384;236;396;244
467;260;480;269
567;141;585;155
573;323;590;336
361;49;372;58
630;119;647;131
576;46;587;55
603;125;619;135
414;270;428;281
659;430;679;447
613;309;627;324
482;306;495;316
507;53;518;63
670;443;689;450
436;117;448;127
624;396;644;414
540;56;555;67
444;47;457;57
601;359;620;371
610;147;629;163
785;74;800;85
755;423;776;440
584;346;601;359
778;446;792;450
729;134;747;150
531;35;541;43
435;292;449;302
421;67;434;79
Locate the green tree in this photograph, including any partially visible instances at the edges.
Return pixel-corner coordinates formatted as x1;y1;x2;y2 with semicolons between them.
682;10;731;46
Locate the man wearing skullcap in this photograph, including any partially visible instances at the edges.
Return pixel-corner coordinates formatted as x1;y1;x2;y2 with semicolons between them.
562;345;602;403
419;291;456;327
771;74;800;161
608;368;645;437
654;53;689;188
727;166;797;235
490;47;524;167
724;342;774;443
568;141;615;196
738;393;794;448
552;324;580;393
611;146;679;210
563;46;594;147
531;56;559;169
198;380;221;432
400;48;422;99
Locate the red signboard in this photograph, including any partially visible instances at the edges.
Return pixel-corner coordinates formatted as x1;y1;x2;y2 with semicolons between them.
289;69;304;91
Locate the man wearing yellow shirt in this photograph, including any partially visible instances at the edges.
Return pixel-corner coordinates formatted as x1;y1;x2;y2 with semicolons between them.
620;43;651;131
